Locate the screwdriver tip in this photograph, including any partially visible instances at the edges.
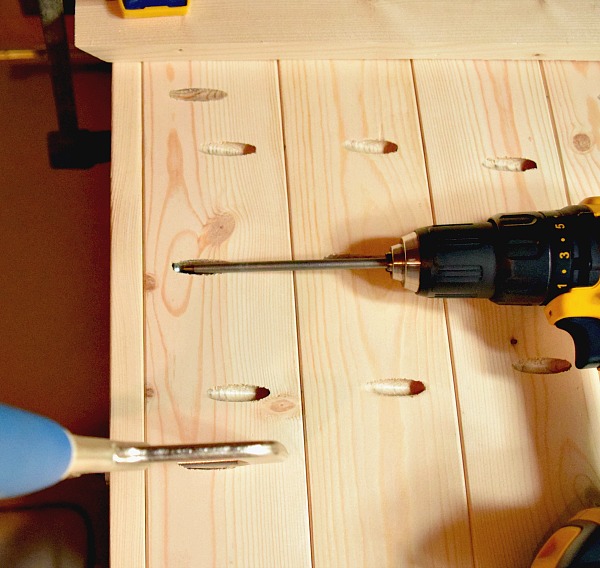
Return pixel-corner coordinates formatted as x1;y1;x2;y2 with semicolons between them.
172;260;222;275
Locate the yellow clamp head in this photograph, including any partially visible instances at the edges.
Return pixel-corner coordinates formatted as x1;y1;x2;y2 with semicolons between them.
117;0;188;18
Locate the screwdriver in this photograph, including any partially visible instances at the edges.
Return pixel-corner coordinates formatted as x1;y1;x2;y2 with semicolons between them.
173;198;600;369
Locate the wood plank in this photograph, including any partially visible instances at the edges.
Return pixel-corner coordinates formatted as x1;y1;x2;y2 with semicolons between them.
109;62;146;568
279;60;473;568
413;59;600;566
543;61;600;202
541;63;600;538
75;0;600;62
142;61;311;568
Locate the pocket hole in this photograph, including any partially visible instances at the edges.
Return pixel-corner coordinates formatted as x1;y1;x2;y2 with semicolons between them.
482;157;537;172
199;142;256;156
364;378;426;396
207;384;270;402
343;139;398;155
512;358;571;374
169;88;227;102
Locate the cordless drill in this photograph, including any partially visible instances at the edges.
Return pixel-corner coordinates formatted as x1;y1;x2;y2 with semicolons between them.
173;197;600;369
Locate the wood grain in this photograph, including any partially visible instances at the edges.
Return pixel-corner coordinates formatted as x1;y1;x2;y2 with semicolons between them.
109;62;146;568
279;60;473;568
543;61;600;202
110;56;600;567
542;64;600;508
75;0;600;62
143;61;311;567
413;59;600;567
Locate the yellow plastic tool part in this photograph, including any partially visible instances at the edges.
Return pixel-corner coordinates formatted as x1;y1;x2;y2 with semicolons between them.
117;0;188;18
545;198;600;325
531;525;582;567
573;507;600;525
532;508;600;567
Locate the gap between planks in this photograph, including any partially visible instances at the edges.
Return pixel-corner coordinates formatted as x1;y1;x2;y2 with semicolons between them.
409;58;477;567
275;59;317;568
281;58;471;565
538;61;572;205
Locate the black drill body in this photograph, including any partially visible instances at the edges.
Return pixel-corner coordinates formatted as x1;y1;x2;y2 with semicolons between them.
415;205;600;305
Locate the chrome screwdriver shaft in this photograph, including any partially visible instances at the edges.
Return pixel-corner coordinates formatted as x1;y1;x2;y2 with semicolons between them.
173;256;391;275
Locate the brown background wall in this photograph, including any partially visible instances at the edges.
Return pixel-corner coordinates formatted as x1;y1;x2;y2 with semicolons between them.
1;2;111;565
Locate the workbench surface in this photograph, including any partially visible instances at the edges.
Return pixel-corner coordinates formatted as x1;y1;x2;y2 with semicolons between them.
78;4;600;565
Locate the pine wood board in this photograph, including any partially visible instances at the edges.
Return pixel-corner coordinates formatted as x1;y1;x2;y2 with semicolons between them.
74;0;600;63
108;58;600;568
142;61;311;567
279;60;472;567
412;59;600;566
109;61;146;568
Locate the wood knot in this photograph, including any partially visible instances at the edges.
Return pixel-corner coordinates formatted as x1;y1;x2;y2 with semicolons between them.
263;396;299;417
572;133;592;153
145;386;156;398
201;212;236;247
144;274;157;291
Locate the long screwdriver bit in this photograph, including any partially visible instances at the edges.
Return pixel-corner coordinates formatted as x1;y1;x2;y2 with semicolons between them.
172;255;392;275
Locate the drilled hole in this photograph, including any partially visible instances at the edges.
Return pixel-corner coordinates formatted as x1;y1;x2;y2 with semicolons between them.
364;378;426;396
207;384;270;402
512;358;571;374
199;142;256;156
343;139;398;155
482;157;537;172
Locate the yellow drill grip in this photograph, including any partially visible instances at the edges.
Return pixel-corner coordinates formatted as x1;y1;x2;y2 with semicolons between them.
545;197;600;324
544;198;600;368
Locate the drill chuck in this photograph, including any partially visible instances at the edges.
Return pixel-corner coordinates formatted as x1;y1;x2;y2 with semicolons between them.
389;232;421;291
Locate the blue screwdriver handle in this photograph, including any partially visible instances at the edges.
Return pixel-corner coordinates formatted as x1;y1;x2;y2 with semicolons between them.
0;403;73;499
